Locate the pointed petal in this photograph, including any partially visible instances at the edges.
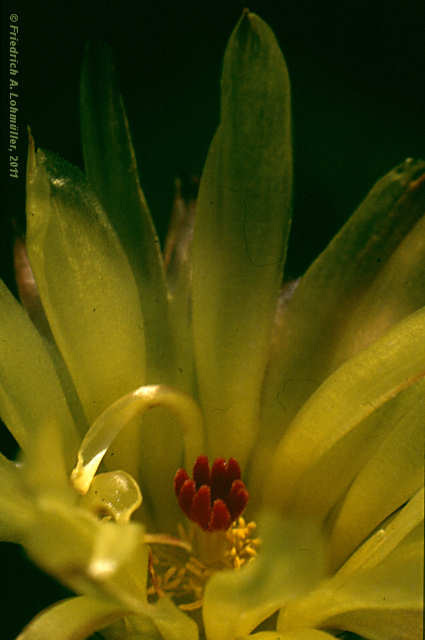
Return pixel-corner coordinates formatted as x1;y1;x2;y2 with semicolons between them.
330;379;425;568
266;307;425;513
25;138;146;474
192;11;292;466
327;212;425;369
0;279;79;466
260;160;425;458
334;487;424;577
24;496;143;598
279;492;424;640
16;596;129;640
80;43;173;383
164;178;197;393
203;513;325;640
13;238;88;436
263;376;422;529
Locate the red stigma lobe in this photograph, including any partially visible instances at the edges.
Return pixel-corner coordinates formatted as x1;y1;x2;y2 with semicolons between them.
174;456;249;531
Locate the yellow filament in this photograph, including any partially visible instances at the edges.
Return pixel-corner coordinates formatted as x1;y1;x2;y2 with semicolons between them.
147;517;260;610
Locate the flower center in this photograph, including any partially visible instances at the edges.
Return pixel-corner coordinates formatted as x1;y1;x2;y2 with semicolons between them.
147;517;260;611
147;456;258;611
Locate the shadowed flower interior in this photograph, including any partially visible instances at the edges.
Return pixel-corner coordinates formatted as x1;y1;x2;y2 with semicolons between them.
0;9;424;640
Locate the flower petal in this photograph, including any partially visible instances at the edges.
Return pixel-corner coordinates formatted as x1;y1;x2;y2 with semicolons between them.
80;42;174;384
192;11;292;466
330;379;425;568
24;496;144;600
0;453;34;542
25;137;146;475
203;513;325;640
146;597;198;640
259;160;425;468
164;179;197;393
16;596;129;640
279;491;424;640
327;211;425;370
71;385;204;497
0;279;79;465
262;376;423;532
102;597;199;640
266;306;425;514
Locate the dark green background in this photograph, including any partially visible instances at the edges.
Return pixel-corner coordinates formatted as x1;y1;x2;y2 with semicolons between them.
1;0;424;637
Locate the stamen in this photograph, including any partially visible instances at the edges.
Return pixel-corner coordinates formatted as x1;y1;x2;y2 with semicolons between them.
146;517;260;609
174;455;249;532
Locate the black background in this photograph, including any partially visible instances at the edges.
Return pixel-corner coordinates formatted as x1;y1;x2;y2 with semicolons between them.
1;0;425;637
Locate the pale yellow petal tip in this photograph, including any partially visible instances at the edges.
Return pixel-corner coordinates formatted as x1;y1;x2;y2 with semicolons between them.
71;451;106;495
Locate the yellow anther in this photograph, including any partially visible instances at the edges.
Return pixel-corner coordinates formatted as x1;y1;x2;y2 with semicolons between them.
147;518;260;610
245;545;257;557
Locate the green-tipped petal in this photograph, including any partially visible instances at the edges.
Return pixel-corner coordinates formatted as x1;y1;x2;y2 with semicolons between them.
266;306;425;514
327;211;425;370
16;596;129;640
25;137;146;474
260;160;425;450
80;43;173;383
203;514;325;640
330;382;425;568
279;492;424;640
192;11;292;465
0;279;79;466
164;181;197;394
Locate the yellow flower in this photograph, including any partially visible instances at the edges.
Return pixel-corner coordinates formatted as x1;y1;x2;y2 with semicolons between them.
1;10;424;640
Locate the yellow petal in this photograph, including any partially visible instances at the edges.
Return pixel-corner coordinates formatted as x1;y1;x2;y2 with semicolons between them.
279;491;424;640
80;43;174;385
25;137;146;476
24;496;143;600
203;514;325;640
330;379;425;568
0;279;79;466
192;11;292;467
260;159;425;447
0;453;34;541
266;307;425;513
328;211;425;369
16;596;129;640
